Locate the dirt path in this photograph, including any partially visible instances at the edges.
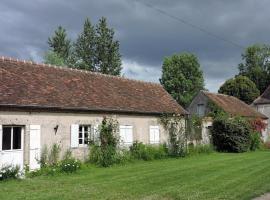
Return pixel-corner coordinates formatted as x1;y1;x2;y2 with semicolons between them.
253;193;270;200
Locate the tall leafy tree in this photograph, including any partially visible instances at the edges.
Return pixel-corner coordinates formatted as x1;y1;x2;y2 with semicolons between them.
95;17;122;75
160;53;204;108
48;26;71;61
71;18;96;71
238;44;270;94
218;75;260;104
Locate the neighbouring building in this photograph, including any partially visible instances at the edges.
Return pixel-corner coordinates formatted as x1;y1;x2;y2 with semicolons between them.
252;85;270;140
188;91;268;144
0;57;188;170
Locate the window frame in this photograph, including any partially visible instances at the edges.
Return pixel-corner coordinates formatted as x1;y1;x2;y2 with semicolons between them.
2;125;24;151
78;125;92;147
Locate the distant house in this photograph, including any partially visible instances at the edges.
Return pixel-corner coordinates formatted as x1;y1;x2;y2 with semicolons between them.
0;57;188;170
252;85;270;141
188;91;268;144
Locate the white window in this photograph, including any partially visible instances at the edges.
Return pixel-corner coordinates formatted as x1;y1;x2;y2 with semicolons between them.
78;125;92;146
197;104;205;117
120;125;133;145
2;126;23;151
149;126;160;144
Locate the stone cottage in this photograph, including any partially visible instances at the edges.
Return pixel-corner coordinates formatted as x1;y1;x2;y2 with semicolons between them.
0;57;187;170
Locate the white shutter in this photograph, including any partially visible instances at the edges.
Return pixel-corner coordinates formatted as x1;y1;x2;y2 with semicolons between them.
71;124;79;148
149;127;155;144
93;124;99;142
29;125;41;170
155;128;160;144
126;126;133;145
120;126;126;145
150;126;160;144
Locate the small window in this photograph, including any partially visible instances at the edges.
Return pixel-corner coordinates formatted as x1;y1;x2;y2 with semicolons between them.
149;126;160;144
197;104;205;117
2;126;22;150
78;125;92;146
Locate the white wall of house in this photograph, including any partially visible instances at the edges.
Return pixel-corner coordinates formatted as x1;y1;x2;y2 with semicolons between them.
253;104;270;141
0;111;170;169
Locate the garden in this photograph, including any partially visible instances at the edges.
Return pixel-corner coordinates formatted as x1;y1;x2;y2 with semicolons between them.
0;114;270;200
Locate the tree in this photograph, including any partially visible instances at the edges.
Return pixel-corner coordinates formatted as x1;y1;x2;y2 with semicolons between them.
218;75;260;104
48;26;71;61
44;51;66;66
71;18;96;71
160;53;204;108
95;17;122;75
238;44;270;94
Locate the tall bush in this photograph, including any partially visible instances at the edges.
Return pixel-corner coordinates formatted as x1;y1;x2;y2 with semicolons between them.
211;116;252;152
89;117;119;167
160;114;187;157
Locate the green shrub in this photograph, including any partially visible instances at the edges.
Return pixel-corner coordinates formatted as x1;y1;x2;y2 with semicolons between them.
60;158;81;173
0;165;21;181
211;116;252;153
130;141;168;161
188;143;214;155
250;131;262;151
89;117;120;167
48;144;61;166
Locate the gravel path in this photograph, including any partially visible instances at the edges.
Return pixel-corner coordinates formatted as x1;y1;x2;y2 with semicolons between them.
253;193;270;200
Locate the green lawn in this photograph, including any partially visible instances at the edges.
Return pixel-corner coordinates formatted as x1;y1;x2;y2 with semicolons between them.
1;151;270;200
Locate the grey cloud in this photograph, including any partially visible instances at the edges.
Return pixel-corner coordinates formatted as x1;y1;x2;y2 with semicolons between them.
1;0;270;91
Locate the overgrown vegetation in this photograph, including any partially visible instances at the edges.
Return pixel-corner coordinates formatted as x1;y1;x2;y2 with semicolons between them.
187;115;203;142
129;141;167;160
89;117;120;167
160;114;187;157
0;165;21;181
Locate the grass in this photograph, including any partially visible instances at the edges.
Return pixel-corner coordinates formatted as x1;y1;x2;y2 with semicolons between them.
1;151;270;200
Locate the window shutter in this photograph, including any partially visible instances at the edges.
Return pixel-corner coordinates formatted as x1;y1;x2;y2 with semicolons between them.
29;125;41;170
126;127;133;145
155;128;160;143
0;125;2;151
119;126;126;144
93;124;99;142
149;127;155;144
71;124;79;148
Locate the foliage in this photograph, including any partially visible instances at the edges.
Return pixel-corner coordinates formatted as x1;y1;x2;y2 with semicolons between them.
60;158;81;173
249;118;267;134
48;26;71;60
188;144;214;155
89;117;120;167
70;18;96;71
160;53;204;108
159;114;187;157
207;101;228;119
211;116;252;153
238;44;270;94
218;75;260;104
43;51;66;66
95;17;122;75
39;144;61;167
46;17;122;76
129;141;167;161
0;165;21;181
187;115;203;141
264;141;270;149
250;131;262;151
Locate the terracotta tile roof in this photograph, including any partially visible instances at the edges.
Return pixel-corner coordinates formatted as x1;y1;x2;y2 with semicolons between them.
202;91;267;119
253;85;270;105
0;57;187;115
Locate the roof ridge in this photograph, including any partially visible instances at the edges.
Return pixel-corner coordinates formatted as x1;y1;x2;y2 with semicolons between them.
0;55;161;86
202;90;235;98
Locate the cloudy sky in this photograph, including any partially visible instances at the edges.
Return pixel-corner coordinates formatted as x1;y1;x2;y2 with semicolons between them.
1;0;270;91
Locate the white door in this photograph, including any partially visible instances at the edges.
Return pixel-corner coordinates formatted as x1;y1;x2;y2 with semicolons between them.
0;125;24;168
29;125;41;170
